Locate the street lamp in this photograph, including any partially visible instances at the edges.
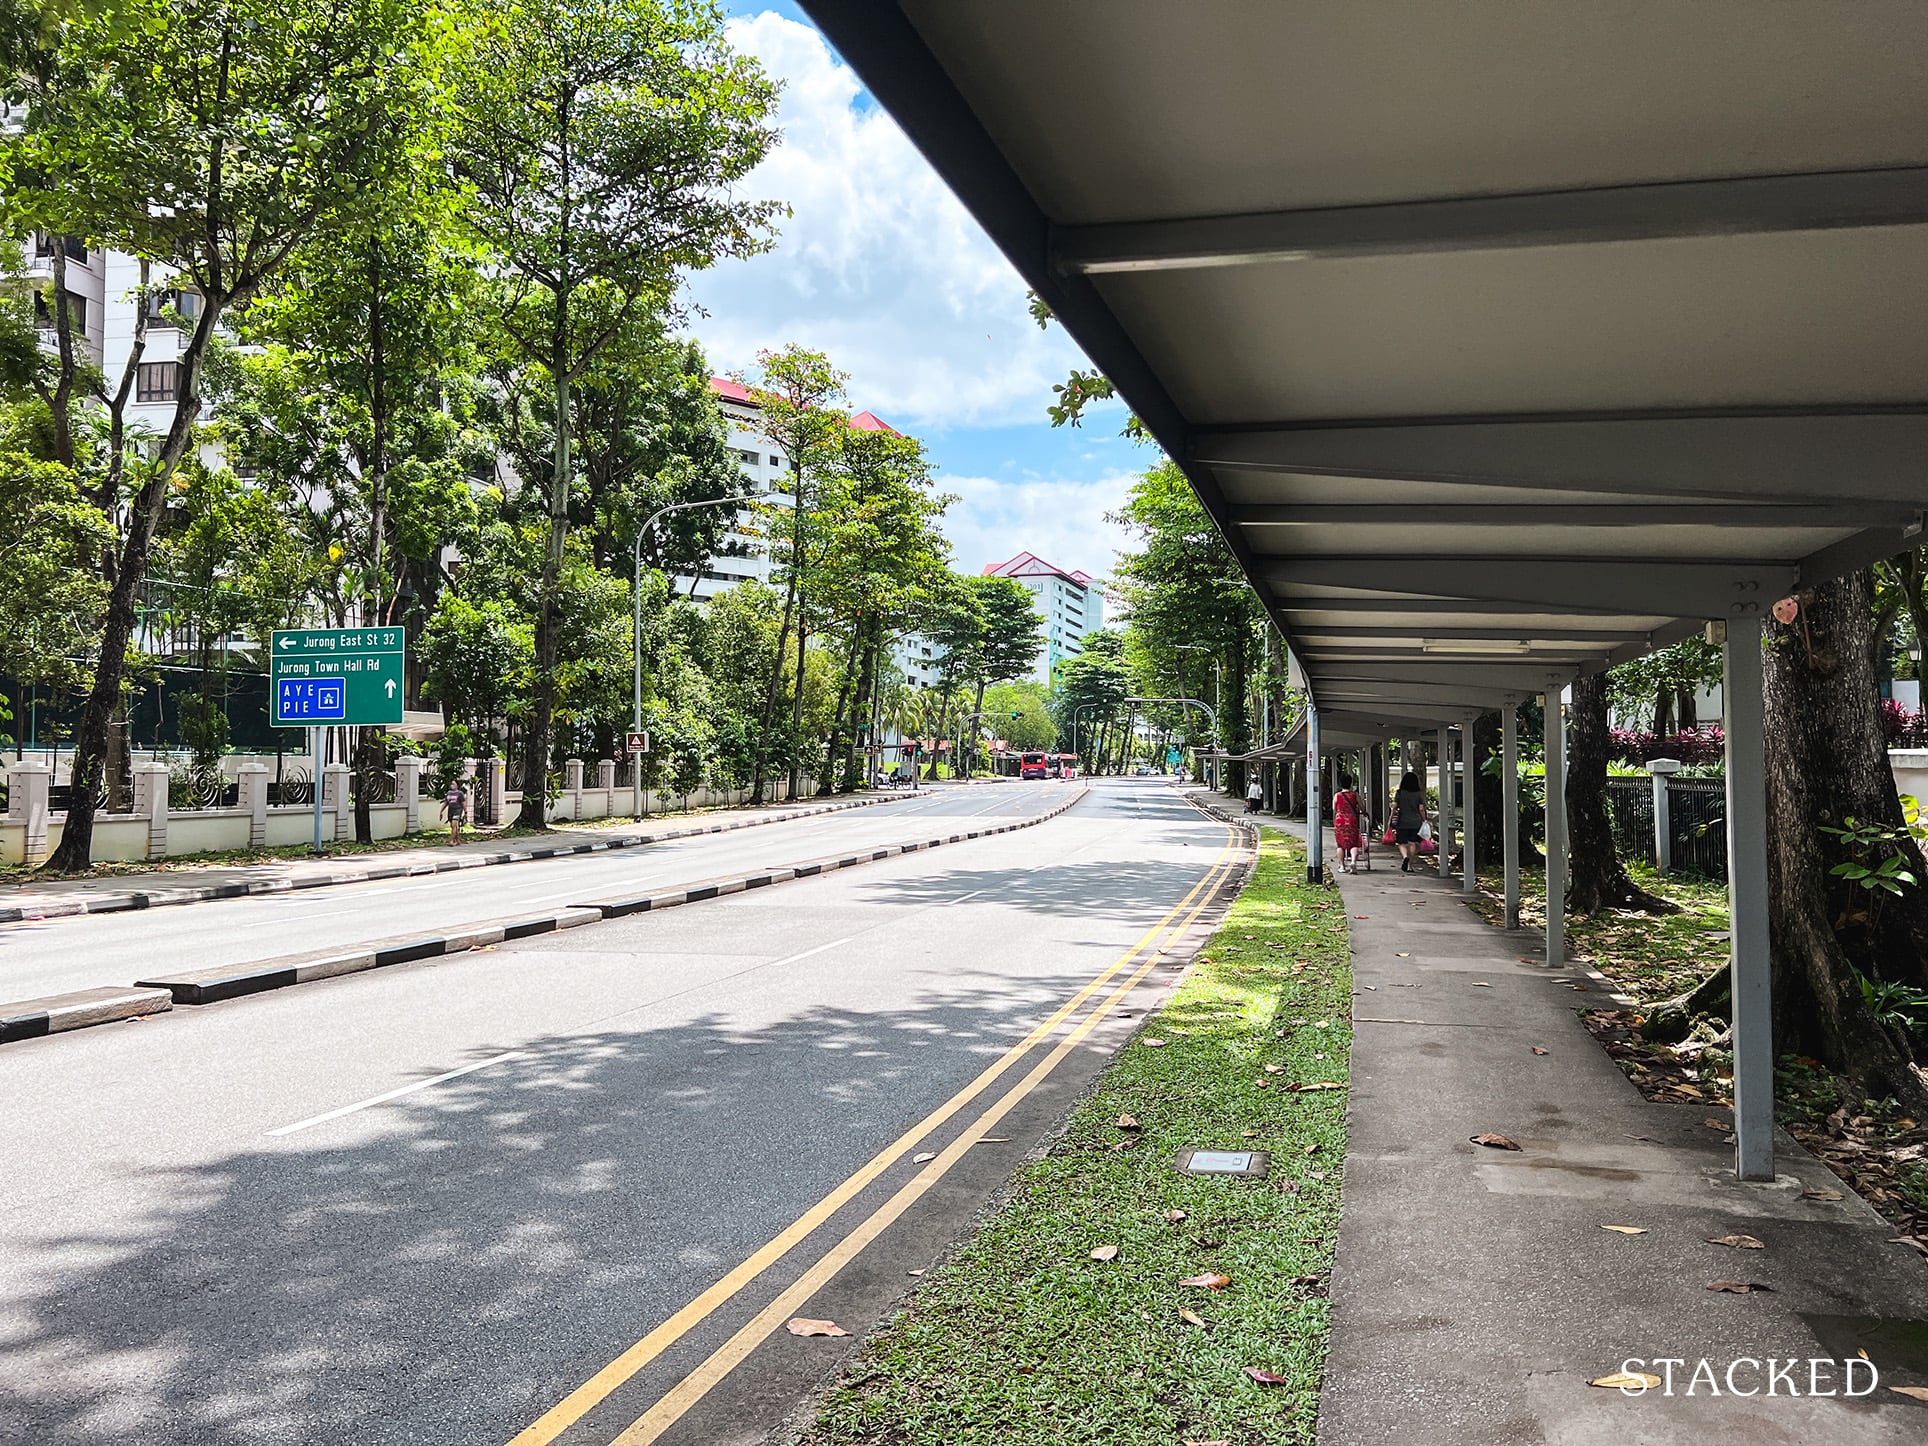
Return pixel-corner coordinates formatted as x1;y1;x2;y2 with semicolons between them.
630;493;759;815
1070;703;1113;775
958;710;1023;778
1125;696;1217;781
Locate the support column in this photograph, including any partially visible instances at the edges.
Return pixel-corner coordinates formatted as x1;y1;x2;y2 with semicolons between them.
395;754;424;834
1305;703;1323;883
236;763;270;850
1543;690;1567;969
1501;703;1521;929
1461;721;1477;895
1436;724;1454;876
132;761;170;860
5;762;52;868
1722;614;1774;1181
1648;757;1681;872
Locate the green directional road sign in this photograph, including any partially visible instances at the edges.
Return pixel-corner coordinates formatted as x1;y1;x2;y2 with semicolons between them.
270;627;407;727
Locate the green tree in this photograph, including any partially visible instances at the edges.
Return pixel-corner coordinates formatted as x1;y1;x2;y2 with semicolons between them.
447;0;779;827
956;574;1044;775
19;0;435;870
740;346;850;801
983;680;1055;753
1052;633;1130;774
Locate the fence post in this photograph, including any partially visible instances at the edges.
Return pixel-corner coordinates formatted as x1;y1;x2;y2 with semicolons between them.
236;763;270;850
394;755;424;834
596;758;615;792
564;757;584;821
483;757;508;825
5;762;52;868
132;761;170;860
323;763;352;843
1647;757;1681;872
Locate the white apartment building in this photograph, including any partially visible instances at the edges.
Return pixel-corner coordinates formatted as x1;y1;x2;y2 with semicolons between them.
981;551;1103;683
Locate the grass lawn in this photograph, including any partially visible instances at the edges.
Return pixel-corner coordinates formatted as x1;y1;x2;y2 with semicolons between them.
791;828;1351;1446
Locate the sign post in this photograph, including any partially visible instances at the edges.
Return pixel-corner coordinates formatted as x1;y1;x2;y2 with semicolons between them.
271;628;407;854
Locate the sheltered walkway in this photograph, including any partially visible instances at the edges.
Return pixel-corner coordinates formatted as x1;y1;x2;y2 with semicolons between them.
1295;807;1928;1439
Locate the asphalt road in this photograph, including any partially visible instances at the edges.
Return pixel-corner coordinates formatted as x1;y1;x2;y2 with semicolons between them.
0;779;1243;1446
0;784;1067;1001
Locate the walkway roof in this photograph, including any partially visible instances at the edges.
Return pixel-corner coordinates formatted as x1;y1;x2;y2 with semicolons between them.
802;1;1928;719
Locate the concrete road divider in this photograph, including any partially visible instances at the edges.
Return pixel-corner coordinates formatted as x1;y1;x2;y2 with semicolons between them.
0;985;173;1043
0;791;914;924
88;788;1089;1021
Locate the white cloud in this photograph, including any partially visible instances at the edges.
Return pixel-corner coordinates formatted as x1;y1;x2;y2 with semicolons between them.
685;12;1090;429
938;472;1137;587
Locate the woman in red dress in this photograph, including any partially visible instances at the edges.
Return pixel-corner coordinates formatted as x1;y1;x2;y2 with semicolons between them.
1332;771;1365;874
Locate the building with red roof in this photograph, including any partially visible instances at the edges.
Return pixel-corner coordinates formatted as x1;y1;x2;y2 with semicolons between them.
982;551;1105;682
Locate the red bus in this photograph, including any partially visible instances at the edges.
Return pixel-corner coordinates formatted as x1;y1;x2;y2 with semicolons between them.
1020;751;1049;780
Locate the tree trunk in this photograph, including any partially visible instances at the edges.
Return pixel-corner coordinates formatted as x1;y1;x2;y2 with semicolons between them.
1565;673;1675;913
46;298;224;872
1765;569;1928;1114
819;624;863;797
515;296;572;831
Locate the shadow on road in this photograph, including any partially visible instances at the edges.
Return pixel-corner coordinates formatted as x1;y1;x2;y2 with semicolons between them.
0;975;1102;1446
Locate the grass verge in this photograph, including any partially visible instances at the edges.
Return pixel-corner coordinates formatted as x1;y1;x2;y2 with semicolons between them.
791;828;1351;1446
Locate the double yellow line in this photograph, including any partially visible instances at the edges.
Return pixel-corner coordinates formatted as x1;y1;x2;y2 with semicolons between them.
509;819;1246;1446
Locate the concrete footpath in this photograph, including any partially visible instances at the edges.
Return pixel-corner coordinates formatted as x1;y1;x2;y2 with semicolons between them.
1319;842;1928;1442
0;791;911;923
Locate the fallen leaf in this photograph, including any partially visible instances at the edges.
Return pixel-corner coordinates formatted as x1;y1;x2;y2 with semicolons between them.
1354;915;1369;920
1892;1385;1928;1402
786;1318;849;1338
1165;1209;1188;1223
1242;1130;1259;1139
1300;1081;1344;1092
1263;1063;1286;1074
1308;1169;1328;1180
976;1137;1010;1144
1090;1244;1120;1262
1706;1234;1766;1250
1361;983;1378;991
1703;1118;1728;1130
1141;1038;1166;1048
1303;1142;1320;1154
1472;982;1493;989
1243;1367;1289;1385
906;1269;924;1276
1471;1133;1522;1151
1706;1280;1773;1293
1395;951;1410;957
1600;1224;1647;1235
1179;1308;1209;1328
1802;1188;1844;1201
1314;1019;1330;1028
1531;1046;1549;1056
912;1152;937;1163
1178;1272;1231;1290
1116;1113;1141;1130
1590;1371;1663;1390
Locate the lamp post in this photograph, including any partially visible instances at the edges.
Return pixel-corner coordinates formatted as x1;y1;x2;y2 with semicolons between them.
1125;696;1217;782
629;493;758;815
957;710;1023;778
1071;703;1108;775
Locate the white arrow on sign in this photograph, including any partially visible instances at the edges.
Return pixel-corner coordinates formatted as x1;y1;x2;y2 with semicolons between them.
385;678;397;697
279;636;297;649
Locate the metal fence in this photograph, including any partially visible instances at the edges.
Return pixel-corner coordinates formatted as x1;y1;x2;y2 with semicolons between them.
1604;775;1727;879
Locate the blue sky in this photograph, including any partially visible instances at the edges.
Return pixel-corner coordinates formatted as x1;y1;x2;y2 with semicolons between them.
691;3;1142;581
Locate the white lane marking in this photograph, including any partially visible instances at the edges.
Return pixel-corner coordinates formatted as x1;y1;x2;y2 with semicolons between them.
267;1050;529;1137
943;890;985;907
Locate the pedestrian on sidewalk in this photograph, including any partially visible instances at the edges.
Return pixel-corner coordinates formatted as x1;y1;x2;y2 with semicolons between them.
1334;772;1365;873
1392;770;1426;872
442;778;468;846
1245;776;1263;813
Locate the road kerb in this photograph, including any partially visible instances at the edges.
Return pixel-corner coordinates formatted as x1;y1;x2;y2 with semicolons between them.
0;985;173;1042
49;792;1086;1024
0;791;916;924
